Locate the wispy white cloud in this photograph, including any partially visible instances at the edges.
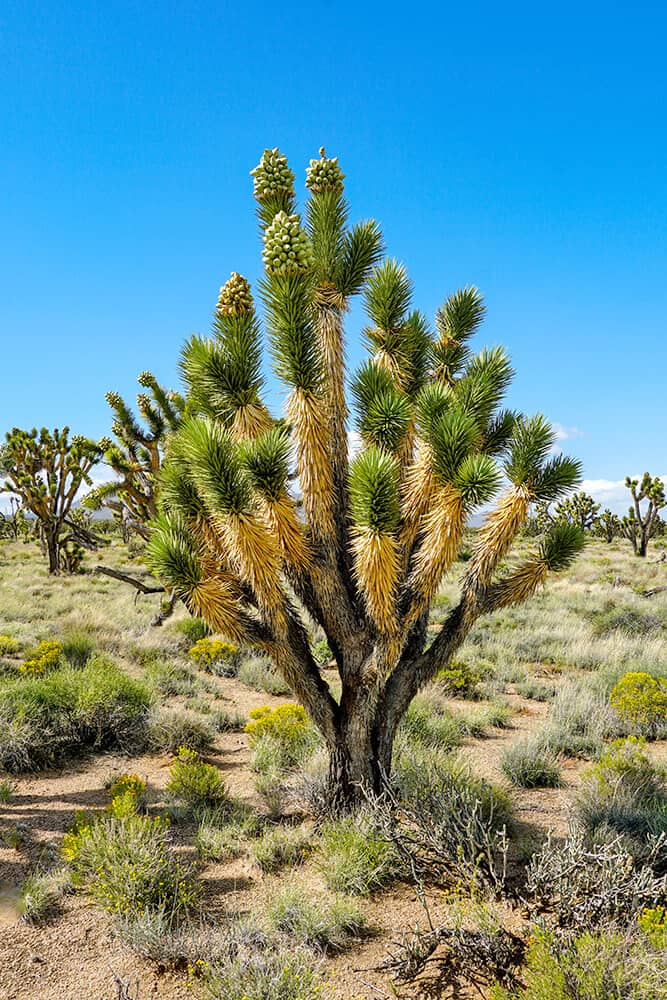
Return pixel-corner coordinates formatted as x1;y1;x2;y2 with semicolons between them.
581;474;667;516
552;422;584;442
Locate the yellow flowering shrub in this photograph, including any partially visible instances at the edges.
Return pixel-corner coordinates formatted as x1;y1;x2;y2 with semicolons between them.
20;640;63;675
610;671;667;738
188;637;239;673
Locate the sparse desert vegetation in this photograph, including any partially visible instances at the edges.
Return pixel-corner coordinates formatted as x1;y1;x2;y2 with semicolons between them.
1;532;665;998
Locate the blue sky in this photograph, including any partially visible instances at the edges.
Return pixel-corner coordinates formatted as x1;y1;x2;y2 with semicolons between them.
1;1;665;512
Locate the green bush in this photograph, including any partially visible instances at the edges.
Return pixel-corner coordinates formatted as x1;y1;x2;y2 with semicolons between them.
501;739;562;788
203;946;327;1000
0;657;152;772
20;868;71;924
245;704;319;771
250;824;311;873
188;637;240;676
20;639;63;675
64;813;199;919
266;883;366;952
316;814;400;895
0;777;13;803
144;658;202;696
576;737;667;841
0;635;21;657
491;926;666;1000
610;672;667;739
195;809;260;862
590;605;665;638
237;655;290;695
146;707;215;752
175;616;211;646
106;773;147;818
61;630;96;668
167;747;229;810
399;695;464;750
391;750;512;888
436;659;493;698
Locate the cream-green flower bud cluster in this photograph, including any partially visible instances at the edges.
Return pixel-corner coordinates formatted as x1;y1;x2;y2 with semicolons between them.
98;436;113;452
137;393;151;416
105;390;122;408
250;148;295;200
217;272;254;316
305;151;345;193
137;370;154;388
262;211;314;274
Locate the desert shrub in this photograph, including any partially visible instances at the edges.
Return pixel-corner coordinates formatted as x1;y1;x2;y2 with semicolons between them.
316;813;400;895
590;605;664;638
106;773;147;818
211;708;246;733
146;707;215;752
203;945;326;1000
64;813;199;918
387;751;512;889
501;739;562;788
196;809;260;862
576;737;667;842
61;630;96;667
237;655;290;695
638;906;667;949
457;701;513;737
0;635;21;656
175;616;211;646
398;695;464;750
525;830;667;930
610;672;667;739
254;769;287;818
20;868;71;923
544;681;615;758
144;658;201;696
20;639;63;675
116;908;223;968
245;704;320;771
436;659;493;698
490;926;666;1000
250;824;311;873
266;883;366;952
515;677;556;701
189;638;240;676
0;777;13;802
0;658;151;771
167;747;228;810
312;639;332;665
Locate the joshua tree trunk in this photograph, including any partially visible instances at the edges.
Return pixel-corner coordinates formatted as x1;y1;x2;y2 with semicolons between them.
45;526;61;574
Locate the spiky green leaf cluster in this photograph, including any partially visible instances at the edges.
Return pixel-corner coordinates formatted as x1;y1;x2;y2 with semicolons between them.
349;447;400;533
239;427;290;502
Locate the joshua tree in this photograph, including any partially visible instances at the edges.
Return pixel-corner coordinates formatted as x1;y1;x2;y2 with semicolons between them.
147;148;584;807
622;473;666;557
553;491;600;532
84;372;185;539
0;427;104;573
595;507;621;544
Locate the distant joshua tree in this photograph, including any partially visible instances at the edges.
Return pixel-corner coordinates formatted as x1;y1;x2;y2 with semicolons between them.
622;473;666;557
84;372;185;539
595;507;621;544
0;427;104;573
147;148;584;808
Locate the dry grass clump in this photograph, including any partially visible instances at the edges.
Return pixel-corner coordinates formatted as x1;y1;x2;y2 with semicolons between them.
265;882;367;952
0;656;152;771
501;738;562;788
